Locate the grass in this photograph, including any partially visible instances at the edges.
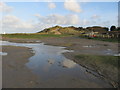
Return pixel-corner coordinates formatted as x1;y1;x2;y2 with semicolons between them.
2;33;119;43
75;54;119;68
74;54;119;87
1;33;72;39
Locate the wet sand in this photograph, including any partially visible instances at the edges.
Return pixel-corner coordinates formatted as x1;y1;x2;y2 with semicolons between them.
2;36;119;88
0;45;2;89
2;46;39;88
2;46;113;88
40;37;119;88
2;37;118;55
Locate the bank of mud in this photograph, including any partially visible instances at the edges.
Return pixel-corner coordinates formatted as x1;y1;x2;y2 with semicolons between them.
2;36;119;88
2;46;40;88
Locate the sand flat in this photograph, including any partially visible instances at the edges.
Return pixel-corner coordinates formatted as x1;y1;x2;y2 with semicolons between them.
2;46;39;88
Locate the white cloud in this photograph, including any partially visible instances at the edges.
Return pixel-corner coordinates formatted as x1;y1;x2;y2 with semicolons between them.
0;2;13;12
35;13;80;25
34;14;42;18
64;0;82;13
1;15;35;33
102;21;110;26
82;19;90;25
91;14;101;19
81;19;115;27
1;13;80;33
48;2;56;9
33;13;80;32
69;14;79;24
2;15;20;23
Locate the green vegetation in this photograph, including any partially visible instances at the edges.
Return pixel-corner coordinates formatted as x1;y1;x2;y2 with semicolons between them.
2;33;72;39
2;33;119;43
38;25;119;43
1;25;119;43
110;26;117;31
74;54;119;87
75;54;119;68
59;28;80;35
38;25;82;35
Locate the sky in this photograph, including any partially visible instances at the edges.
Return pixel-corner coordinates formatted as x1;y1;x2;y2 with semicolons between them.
0;0;118;33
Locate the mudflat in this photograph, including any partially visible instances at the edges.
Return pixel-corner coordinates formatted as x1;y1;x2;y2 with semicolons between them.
2;36;119;88
2;46;113;88
2;46;39;88
2;37;118;54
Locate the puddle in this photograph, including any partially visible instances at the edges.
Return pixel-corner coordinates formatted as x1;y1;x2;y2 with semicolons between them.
114;53;120;56
1;41;114;87
82;44;118;56
103;49;117;55
83;45;96;48
0;52;7;56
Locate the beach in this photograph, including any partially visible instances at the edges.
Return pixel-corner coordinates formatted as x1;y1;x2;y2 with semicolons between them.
2;46;40;88
2;36;119;88
1;1;119;89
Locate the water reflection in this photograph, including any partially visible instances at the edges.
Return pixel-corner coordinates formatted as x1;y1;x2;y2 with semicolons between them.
0;52;7;56
47;59;55;64
60;59;76;68
1;41;113;87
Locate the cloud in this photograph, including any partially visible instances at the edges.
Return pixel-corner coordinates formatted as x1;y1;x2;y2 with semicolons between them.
48;2;56;9
91;15;101;19
1;13;80;33
82;19;114;27
36;13;80;25
64;0;82;13
1;15;35;33
82;19;90;25
118;16;120;27
34;14;42;18
102;21;110;26
33;13;80;32
0;2;13;12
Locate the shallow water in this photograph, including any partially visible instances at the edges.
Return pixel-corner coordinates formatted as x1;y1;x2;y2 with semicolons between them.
0;52;7;56
1;41;114;88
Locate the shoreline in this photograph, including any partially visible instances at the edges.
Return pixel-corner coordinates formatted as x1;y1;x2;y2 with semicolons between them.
2;37;119;88
63;52;118;88
2;46;40;88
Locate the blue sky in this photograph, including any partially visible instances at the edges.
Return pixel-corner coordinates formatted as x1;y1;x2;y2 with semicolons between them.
0;1;118;33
